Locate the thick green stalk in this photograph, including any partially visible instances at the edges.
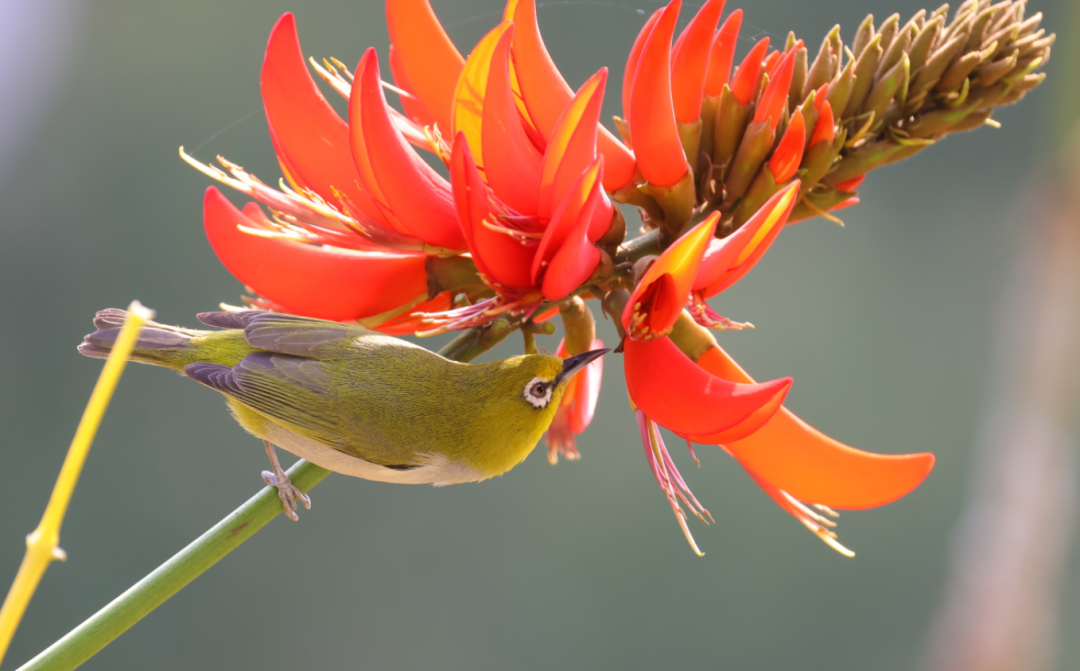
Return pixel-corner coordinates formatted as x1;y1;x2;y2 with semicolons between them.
15;329;498;671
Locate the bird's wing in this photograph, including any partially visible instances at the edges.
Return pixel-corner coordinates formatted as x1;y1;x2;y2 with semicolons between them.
197;310;397;361
185;352;356;452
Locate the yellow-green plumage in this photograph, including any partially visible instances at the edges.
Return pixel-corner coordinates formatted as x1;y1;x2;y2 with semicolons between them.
80;309;598;485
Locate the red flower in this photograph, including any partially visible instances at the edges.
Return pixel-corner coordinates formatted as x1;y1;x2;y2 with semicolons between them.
545;338;605;464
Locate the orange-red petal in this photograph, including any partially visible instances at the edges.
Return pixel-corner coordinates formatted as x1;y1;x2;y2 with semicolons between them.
768;110;805;183
624;213;718;339
703;10;743;96
624;335;792;436
450;134;536;290
628;0;691;187
203;187;426;321
532;158;603;285
507;0;637;192
385;0;463;133
388;45;437;128
541;174;603;301
670;0;726;123
538;69;606;218
699;344;936;509
451;22;509;173
479;23;544;215
352;50;465;250
555;337;605;433
622;8;663;120
729;37;769;105
753;48;796;129
693;182;799;297
261;14;383;225
808;100;835;146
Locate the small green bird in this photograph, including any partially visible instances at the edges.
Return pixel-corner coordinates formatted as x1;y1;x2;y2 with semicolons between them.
79;309;606;519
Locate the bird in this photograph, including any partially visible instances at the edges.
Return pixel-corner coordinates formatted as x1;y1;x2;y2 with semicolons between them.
79;308;607;519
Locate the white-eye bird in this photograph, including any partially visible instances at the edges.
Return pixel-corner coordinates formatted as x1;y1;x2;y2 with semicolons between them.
79;309;607;519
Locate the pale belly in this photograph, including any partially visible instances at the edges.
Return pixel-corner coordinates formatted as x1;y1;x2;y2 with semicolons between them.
229;400;485;486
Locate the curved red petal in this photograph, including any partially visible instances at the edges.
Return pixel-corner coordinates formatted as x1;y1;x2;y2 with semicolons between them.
450;135;536;289
508;0;637;192
699;345;936;509
353;50;466;250
538;69;606;218
808;100;835;146
623;8;664;120
729;37;769;105
624;335;792;436
451;22;509;174
559;337;605;434
204;187;427;321
629;0;691;187
693;182;799;297
624;212;718;339
385;0;464;133
768;110;805;183
388;45;437;127
479;23;544;216
703;10;743;96
834;174;865;191
670;0;726;123
532;159;602;286
753;48;796;129
261;14;383;224
541;177;603;301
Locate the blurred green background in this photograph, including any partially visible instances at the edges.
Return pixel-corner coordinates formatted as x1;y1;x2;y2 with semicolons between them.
0;0;1075;669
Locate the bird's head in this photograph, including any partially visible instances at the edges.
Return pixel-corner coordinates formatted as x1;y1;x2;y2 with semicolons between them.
467;347;608;477
509;348;609;413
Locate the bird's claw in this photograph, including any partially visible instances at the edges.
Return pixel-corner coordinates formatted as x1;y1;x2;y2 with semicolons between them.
262;469;312;521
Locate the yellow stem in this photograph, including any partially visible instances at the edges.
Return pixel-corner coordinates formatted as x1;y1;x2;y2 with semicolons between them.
0;301;152;665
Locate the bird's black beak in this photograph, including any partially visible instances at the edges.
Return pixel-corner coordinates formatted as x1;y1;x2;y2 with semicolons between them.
555;348;609;387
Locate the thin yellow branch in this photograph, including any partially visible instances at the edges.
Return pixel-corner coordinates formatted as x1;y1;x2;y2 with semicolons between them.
0;300;153;666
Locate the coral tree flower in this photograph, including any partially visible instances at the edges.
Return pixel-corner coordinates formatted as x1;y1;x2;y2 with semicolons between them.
621;183;934;555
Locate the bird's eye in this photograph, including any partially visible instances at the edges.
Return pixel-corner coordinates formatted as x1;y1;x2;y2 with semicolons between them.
522;377;553;409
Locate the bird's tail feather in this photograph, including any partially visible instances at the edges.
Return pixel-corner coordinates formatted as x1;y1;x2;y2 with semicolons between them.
78;308;204;370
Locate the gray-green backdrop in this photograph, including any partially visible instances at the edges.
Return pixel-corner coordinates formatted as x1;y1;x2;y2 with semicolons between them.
0;1;1075;669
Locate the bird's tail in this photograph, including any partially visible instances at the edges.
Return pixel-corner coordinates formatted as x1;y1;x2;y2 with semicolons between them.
78;308;206;371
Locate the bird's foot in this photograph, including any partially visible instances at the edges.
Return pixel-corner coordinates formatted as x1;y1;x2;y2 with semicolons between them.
261;440;311;521
262;469;311;521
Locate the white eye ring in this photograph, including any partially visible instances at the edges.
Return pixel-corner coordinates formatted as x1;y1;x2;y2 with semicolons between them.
522;376;554;409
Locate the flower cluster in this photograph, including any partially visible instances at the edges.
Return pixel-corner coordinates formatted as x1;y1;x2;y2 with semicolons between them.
184;0;1050;554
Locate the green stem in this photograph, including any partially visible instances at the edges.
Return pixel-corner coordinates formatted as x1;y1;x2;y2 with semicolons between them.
15;459;329;671
17;328;500;671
